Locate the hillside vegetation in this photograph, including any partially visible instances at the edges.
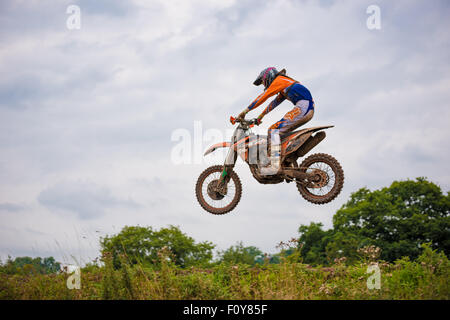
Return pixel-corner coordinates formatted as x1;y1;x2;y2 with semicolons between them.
0;178;448;300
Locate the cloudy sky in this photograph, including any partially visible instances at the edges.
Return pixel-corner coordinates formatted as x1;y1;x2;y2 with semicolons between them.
1;0;449;265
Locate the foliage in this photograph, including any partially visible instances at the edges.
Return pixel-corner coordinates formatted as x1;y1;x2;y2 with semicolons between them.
0;256;61;275
1;177;449;299
100;225;215;269
1;244;448;300
276;238;303;264
297;223;332;265
218;241;264;266
298;178;449;265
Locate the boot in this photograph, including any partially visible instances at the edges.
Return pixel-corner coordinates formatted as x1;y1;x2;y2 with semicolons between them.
259;135;281;175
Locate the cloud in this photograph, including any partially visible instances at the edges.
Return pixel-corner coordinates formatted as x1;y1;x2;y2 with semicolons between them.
0;0;449;262
0;203;25;212
37;181;140;219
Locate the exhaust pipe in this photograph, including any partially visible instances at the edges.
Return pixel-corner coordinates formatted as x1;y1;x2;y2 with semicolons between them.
296;131;326;157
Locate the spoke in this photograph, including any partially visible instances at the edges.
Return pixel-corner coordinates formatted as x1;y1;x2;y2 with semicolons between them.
202;172;236;208
304;161;338;196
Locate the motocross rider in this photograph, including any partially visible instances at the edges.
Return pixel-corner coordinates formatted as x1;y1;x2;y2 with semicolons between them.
236;67;315;167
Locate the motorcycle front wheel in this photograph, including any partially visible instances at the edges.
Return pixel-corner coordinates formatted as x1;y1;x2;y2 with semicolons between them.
195;165;242;215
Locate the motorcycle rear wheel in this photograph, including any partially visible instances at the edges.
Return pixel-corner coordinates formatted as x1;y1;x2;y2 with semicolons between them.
195;165;242;215
296;153;344;204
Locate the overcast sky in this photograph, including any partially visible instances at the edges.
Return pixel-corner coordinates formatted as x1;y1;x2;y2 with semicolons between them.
1;0;449;265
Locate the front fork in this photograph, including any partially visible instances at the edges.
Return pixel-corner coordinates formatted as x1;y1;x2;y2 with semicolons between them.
215;132;240;194
216;162;236;195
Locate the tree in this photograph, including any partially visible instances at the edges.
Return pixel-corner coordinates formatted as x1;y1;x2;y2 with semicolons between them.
297;178;449;264
297;222;333;265
333;178;449;261
0;256;61;275
219;242;264;266
42;257;61;273
100;225;215;268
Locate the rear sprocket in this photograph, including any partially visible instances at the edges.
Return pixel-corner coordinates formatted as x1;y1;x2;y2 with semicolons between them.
296;153;344;204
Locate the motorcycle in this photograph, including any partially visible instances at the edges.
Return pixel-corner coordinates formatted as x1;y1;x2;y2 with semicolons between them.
195;116;344;214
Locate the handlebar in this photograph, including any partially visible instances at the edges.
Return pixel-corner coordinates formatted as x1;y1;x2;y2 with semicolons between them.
230;116;258;126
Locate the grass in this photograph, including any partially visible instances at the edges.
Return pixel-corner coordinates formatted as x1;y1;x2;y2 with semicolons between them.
1;245;449;300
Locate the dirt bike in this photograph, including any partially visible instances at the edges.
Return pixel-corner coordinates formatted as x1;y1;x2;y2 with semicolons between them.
195;116;344;214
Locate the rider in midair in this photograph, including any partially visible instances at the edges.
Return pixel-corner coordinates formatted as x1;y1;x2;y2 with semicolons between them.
236;67;315;167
